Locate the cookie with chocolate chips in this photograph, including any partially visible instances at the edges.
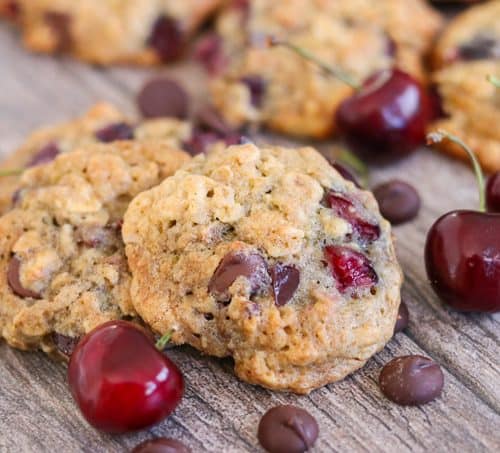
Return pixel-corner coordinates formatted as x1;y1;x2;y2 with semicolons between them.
0;0;222;65
0;140;190;358
123;142;402;393
0;102;192;214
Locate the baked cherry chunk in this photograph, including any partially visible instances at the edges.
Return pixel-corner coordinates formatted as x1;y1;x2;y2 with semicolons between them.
148;16;184;62
95;122;134;142
27;142;60;167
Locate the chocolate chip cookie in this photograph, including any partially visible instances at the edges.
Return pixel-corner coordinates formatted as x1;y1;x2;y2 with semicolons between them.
123;142;403;393
0;140;190;357
209;0;442;138
0;102;192;214
0;0;222;65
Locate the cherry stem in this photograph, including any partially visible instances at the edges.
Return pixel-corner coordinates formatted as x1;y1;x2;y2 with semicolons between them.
487;75;500;88
336;149;369;187
427;130;486;212
0;168;23;177
155;331;173;351
267;37;361;90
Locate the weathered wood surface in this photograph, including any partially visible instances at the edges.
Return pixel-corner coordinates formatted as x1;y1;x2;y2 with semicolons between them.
0;21;499;453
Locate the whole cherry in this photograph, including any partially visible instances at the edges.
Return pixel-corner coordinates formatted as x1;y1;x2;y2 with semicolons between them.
270;39;432;160
68;320;184;433
486;172;500;213
425;131;500;313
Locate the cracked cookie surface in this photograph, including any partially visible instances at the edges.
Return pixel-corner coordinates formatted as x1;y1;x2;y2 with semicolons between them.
0;140;190;357
123;142;402;393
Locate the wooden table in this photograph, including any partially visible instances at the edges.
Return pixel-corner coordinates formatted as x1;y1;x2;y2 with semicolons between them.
0;22;499;453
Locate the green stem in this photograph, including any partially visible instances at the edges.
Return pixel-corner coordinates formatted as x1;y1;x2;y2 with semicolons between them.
155;330;173;350
0;168;23;177
268;37;361;90
337;149;369;187
427;130;486;212
487;74;500;88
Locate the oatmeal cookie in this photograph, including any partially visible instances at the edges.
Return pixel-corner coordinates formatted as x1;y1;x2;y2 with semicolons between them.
429;61;500;171
0;0;222;65
0;140;190;357
123;142;403;393
0;102;192;214
209;0;442;138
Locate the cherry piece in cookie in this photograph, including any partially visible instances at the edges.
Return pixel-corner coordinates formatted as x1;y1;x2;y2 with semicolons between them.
137;78;189;119
68;321;183;433
379;355;444;406
27;142;60;167
394;300;409;334
486;172;500;213
270;263;300;306
258;405;319;453
7;256;42;299
194;34;227;76
148;16;184;62
95;122;134;143
373;180;421;225
132;438;191;453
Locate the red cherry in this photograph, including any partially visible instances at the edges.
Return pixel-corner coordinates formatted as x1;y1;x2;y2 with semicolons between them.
68;321;184;433
336;69;432;160
425;132;500;313
486;172;500;213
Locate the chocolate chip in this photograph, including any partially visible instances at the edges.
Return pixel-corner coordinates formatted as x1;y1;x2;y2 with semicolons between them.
270;264;300;306
44;12;72;51
195;105;234;136
208;251;270;302
7;256;42;299
330;161;361;187
379;355;444;406
131;438;191;453
394;300;409;334
51;333;79;358
183;130;220;155
373;180;420;225
27;142;60;167
11;189;23;207
458;35;500;61
258;405;319;453
385;36;397;58
95;122;134;143
76;225;115;248
240;76;266;108
137;78;189;119
194;34;227;75
148;16;184;62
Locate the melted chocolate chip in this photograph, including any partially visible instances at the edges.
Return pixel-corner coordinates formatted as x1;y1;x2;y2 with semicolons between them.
386;36;397;58
240;75;266;108
373;180;420;225
44;12;72;51
330;161;361;187
27;142;60;167
137;78;189;119
258;405;319;453
76;225;115;248
394;300;409;334
379;355;444;406
270;264;300;306
95;122;134;143
131;438;191;453
148;16;184;62
458;35;500;61
7;256;42;299
51;333;79;358
208;251;270;302
195;105;235;136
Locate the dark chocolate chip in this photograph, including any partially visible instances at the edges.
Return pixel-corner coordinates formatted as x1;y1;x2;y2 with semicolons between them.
131;438;191;453
11;188;23;207
183;130;220;155
194;34;227;75
44;11;72;51
95;122;134;143
137;77;189;119
385;36;397;57
330;161;361;187
258;405;319;453
379;355;444;406
148;16;184;62
195;105;235;136
458;35;500;61
51;333;79;358
27;142;60;167
7;256;42;299
373;180;420;225
394;300;409;334
208;251;270;302
270;264;300;306
240;75;266;108
76;225;115;248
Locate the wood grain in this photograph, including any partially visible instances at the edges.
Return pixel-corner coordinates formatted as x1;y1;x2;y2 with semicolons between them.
0;23;499;453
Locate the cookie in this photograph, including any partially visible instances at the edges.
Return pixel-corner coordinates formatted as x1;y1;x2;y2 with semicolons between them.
123;142;403;393
0;102;192;214
432;0;500;69
0;0;222;65
0;140;190;357
209;0;442;138
429;60;500;171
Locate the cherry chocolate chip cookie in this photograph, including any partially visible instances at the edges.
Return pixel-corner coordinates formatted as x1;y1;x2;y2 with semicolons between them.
123;142;403;393
0;140;190;358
